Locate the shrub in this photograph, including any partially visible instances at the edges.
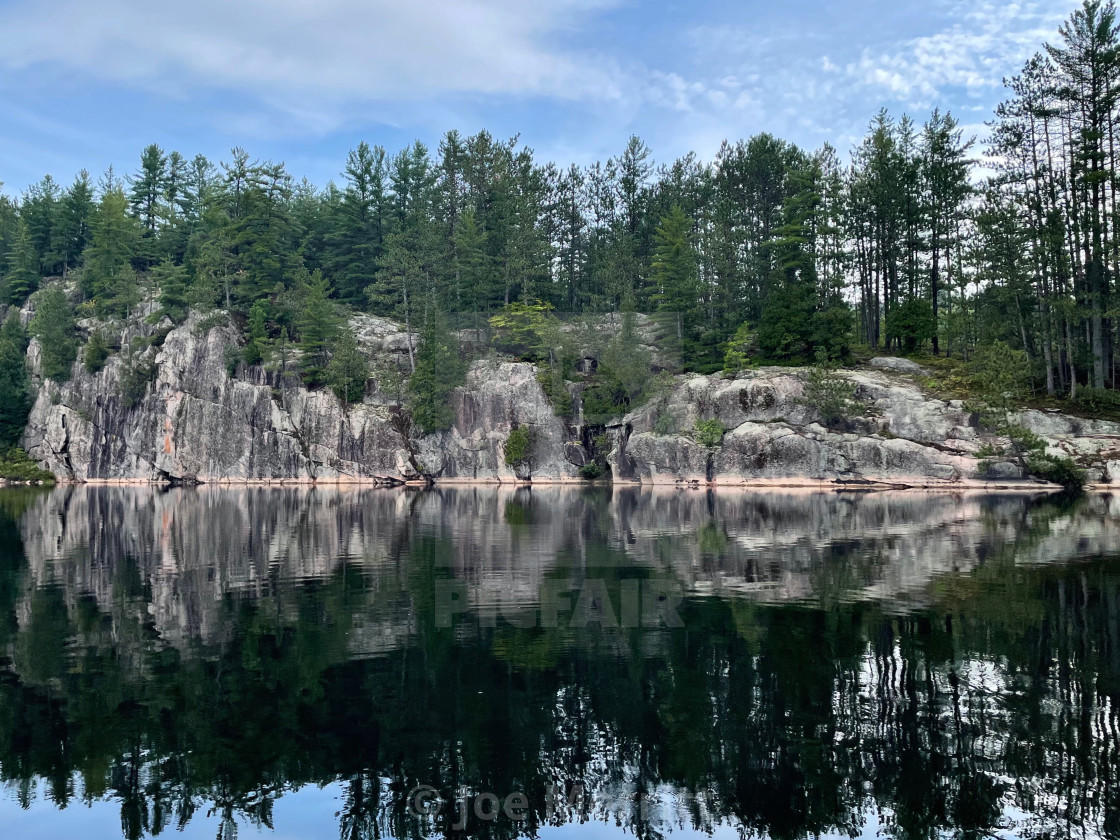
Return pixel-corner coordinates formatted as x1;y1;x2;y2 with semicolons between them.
328;328;369;407
654;413;678;435
799;351;856;428
0;447;54;483
885;298;935;353
1028;453;1087;491
579;462;607;480
693;418;724;448
83;331;112;374
504;424;533;466
489;300;554;361
723;323;753;374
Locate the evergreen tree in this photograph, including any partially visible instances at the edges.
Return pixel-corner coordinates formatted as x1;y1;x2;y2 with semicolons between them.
0;314;31;447
152;258;189;323
242;301;269;366
4;219;39;304
298;270;338;386
327;327;369;406
408;310;466;434
82;187;140;312
29;287;77;381
55;171;94;272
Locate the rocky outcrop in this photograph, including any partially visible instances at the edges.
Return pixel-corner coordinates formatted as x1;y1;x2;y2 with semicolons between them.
22;312;582;483
17;301;1120;489
610;364;1120;488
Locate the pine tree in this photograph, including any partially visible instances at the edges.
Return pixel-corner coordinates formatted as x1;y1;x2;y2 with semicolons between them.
298;270;338;386
29;287;77;381
152;258;189;323
82;187;139;312
0;313;31;447
4;219;40;304
408;310;466;433
243;301;269;366
328;327;369;406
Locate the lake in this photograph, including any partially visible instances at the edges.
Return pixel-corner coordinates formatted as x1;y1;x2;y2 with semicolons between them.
0;485;1117;839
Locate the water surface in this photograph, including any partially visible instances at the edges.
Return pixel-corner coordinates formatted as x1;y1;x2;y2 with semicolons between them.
0;486;1118;839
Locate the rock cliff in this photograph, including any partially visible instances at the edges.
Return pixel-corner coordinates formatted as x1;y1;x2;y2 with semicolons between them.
17;298;1120;488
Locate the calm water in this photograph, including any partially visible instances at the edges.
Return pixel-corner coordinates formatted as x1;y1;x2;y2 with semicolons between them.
0;486;1118;840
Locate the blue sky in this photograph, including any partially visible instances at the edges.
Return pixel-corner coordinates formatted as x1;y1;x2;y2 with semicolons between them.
0;0;1082;193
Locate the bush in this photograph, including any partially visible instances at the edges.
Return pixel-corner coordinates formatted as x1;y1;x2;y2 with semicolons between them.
537;359;573;416
83;331;112;373
328;328;369;406
799;351;856;428
723;323;754;374
654;413;678;435
489;300;554;361
885;298;935;353
0;447;55;483
1028;453;1087;491
579;462;607;480
504;424;533;466
119;342;157;409
693;418;724;448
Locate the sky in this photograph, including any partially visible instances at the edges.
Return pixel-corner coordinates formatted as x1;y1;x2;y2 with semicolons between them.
0;0;1084;193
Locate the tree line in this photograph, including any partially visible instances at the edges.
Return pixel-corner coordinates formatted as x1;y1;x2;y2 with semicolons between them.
0;0;1118;419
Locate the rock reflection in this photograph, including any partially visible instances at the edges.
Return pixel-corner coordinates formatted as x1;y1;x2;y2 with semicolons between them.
0;486;1117;839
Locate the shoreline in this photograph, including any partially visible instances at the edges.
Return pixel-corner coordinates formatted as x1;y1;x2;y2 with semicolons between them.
6;474;1100;493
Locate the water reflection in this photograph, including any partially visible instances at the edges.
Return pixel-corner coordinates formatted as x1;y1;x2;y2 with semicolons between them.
0;486;1118;839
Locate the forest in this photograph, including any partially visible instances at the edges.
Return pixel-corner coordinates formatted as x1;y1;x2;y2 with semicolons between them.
1;0;1120;444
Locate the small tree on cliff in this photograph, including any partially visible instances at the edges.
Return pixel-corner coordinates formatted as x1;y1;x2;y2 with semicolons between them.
328;327;369;407
408;310;466;434
0;314;32;446
29;287;78;381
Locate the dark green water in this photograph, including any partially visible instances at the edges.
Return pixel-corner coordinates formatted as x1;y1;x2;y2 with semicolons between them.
0;486;1118;840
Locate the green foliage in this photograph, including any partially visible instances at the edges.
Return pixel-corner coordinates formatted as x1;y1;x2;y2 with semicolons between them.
885;298;936;353
537;358;573;416
408;311;467;434
489;300;554;361
799;351;857;428
297;270;339;387
29;287;77;381
0;315;32;447
4;218;40;304
242;301;269;366
83;330;111;374
693;418;725;448
504;424;533;466
654;412;678;435
81;187;140;314
0;447;54;482
579;462;607;480
723;323;754;374
153;258;190;323
328;328;369;406
1027;452;1087;491
118;340;156;408
758;278;816;360
971;340;1031;416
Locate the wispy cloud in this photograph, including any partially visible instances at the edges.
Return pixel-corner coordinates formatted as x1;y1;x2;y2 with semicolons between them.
833;0;1074;105
0;0;625;123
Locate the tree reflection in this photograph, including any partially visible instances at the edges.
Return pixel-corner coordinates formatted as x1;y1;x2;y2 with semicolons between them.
0;487;1115;839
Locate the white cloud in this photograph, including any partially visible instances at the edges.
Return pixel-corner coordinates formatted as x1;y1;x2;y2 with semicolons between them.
0;0;625;112
836;0;1075;105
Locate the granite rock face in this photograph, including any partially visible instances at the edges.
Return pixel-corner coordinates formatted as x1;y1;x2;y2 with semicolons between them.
16;296;1120;487
610;367;1120;488
22;313;581;483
